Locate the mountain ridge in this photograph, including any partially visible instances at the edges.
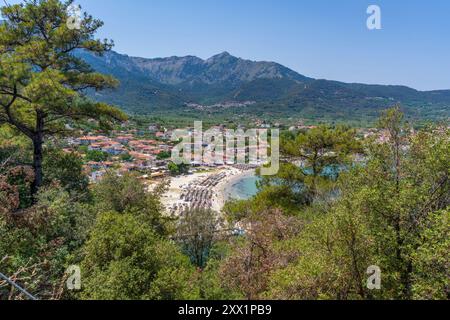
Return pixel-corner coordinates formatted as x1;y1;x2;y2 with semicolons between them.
77;50;450;121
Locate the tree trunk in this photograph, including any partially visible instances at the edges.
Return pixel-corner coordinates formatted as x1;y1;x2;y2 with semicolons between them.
31;133;44;198
31;112;45;198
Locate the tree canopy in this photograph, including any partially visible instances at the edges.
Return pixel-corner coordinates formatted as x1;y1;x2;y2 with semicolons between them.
0;0;126;196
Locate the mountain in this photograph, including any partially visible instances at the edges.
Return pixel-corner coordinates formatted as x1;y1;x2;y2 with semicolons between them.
77;50;450;122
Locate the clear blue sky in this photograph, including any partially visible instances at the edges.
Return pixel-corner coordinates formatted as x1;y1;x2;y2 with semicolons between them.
6;0;450;90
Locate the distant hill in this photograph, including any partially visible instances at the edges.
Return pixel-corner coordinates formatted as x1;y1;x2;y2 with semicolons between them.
77;50;450;122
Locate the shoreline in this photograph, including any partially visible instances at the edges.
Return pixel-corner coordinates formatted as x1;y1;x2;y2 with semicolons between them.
217;169;256;205
161;166;256;215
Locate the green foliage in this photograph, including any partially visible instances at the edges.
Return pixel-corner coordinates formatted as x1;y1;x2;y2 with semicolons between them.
119;152;133;162
1;71;448;304
198;243;244;300
219;108;449;300
80;211;199;300
93;172;172;236
223;199;254;223
282;125;362;176
411;209;449;300
176;209;222;268
43;149;89;194
0;125;30;150
263;110;449;300
156;150;171;160
256;162;309;213
77;145;88;153
0;186;95;299
168;161;190;176
85;149;109;162
219;210;302;300
0;0;127;195
266;200;374;300
0;165;34;209
241;125;363;216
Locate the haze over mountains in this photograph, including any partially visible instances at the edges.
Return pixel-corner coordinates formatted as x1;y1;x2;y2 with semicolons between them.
78;50;450;121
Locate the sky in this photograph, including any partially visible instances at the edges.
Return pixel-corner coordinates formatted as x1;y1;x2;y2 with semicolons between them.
5;0;450;90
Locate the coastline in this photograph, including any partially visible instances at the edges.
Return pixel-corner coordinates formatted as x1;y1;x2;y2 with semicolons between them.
161;167;256;215
217;169;256;205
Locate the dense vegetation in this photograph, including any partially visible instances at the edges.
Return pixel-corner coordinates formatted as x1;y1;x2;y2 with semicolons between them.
1;104;448;300
0;1;448;300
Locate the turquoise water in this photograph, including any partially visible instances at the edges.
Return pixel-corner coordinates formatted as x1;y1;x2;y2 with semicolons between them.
225;165;343;201
225;175;260;200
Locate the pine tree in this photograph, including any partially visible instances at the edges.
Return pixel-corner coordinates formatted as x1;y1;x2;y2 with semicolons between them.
0;0;126;197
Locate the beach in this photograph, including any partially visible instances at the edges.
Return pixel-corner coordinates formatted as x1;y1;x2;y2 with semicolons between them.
161;166;256;215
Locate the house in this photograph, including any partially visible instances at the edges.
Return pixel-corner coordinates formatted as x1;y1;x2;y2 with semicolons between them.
158;144;171;152
79;135;109;146
155;131;169;139
103;145;126;155
89;169;106;183
88;143;102;151
87;161;114;170
148;124;160;133
116;134;133;144
129;152;156;167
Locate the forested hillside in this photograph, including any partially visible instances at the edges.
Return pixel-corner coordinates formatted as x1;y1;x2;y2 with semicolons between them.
78;50;450;122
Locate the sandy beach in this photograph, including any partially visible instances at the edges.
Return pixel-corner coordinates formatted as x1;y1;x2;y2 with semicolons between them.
161;166;255;215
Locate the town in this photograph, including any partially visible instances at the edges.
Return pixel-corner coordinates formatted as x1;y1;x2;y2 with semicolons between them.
60;118;406;187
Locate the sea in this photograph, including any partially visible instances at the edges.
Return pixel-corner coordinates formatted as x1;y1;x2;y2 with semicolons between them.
224;173;260;201
224;165;343;201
